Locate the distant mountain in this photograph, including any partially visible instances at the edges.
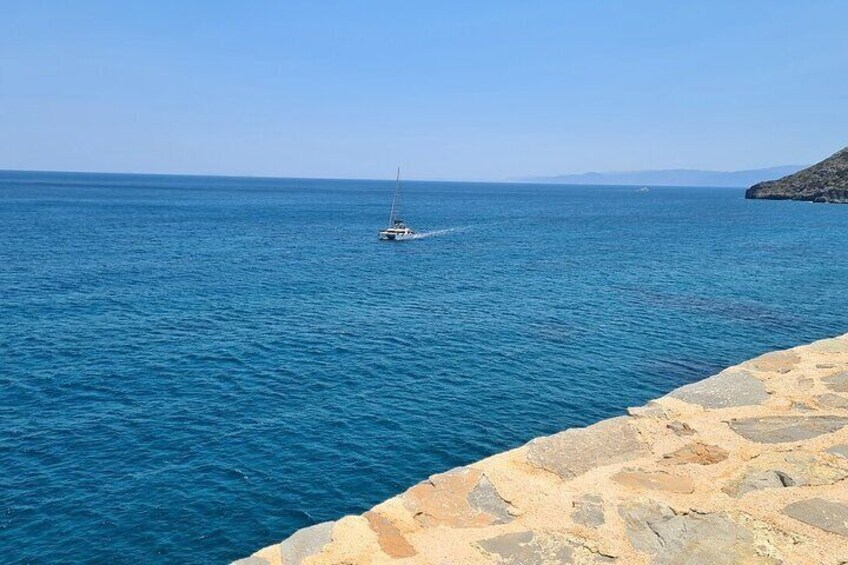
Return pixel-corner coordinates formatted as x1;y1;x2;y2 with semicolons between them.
522;166;804;188
746;147;848;203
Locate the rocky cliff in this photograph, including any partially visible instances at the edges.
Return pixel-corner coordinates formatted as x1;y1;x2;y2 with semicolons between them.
746;147;848;203
235;335;848;564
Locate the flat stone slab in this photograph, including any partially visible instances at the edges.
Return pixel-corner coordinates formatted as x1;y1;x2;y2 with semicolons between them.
728;416;848;443
791;400;815;412
747;350;800;373
477;531;569;565
572;494;605;527
809;338;848;353
467;474;513;524
403;467;512;528
723;452;848;496
627;401;669;420
823;372;848;392
652;513;775;564
279;521;334;565
667;370;768;408
613;470;695;493
364;511;416;558
619;502;772;564
827;444;848;458
816;393;848;409
784;498;848;537
619;501;676;554
527;416;649;479
231;558;269;565
723;469;794;497
477;531;613;564
666;420;695;436
661;442;728;466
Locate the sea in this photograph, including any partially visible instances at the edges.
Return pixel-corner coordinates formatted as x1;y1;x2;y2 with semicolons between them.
1;170;846;564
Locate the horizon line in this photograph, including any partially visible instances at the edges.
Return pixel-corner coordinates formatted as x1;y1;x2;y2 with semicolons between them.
0;165;795;187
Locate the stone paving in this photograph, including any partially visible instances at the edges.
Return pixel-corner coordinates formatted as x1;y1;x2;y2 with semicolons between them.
235;334;848;564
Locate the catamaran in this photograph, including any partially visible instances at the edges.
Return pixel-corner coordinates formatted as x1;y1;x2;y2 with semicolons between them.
378;168;417;241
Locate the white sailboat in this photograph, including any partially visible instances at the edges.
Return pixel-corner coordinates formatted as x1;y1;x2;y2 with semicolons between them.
378;168;417;241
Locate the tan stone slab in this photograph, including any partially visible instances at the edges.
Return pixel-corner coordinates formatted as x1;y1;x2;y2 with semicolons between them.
401;466;512;529
363;511;416;558
613;470;695;493
526;416;649;480
746;350;800;373
661;442;728;466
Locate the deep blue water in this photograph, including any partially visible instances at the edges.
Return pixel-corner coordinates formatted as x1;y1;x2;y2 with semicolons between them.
1;171;846;564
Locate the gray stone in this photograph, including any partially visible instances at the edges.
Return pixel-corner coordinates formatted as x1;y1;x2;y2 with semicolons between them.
620;503;774;564
627;401;668;419
476;531;571;564
828;444;848;459
652;513;775;564
797;377;815;391
467;474;513;524
478;531;535;560
817;393;848;409
666;370;768;409
666;420;695;436
231;558;270;565
784;498;848;537
527;417;649;480
723;470;795;497
279;521;334;565
572;494;605;527
477;531;613;564
728;416;848;443
824;372;848;393
619;500;676;553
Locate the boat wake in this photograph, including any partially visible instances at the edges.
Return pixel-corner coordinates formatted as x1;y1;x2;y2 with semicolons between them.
408;226;468;239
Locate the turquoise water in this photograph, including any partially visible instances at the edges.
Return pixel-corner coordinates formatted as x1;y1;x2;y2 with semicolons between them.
1;171;846;564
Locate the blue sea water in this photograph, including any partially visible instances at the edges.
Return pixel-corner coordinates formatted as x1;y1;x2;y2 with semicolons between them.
1;170;846;564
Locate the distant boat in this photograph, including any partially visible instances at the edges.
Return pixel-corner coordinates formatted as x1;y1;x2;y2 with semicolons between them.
636;186;650;193
378;168;417;241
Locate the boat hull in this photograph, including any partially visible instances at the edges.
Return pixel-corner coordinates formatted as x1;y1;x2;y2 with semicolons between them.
379;230;416;241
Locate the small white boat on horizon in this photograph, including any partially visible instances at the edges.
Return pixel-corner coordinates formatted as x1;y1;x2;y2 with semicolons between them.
379;168;417;241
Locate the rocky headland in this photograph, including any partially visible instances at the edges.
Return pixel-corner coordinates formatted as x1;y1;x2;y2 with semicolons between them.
235;334;848;564
746;147;848;203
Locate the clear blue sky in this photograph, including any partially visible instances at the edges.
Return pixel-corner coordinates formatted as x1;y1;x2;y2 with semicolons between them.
2;1;847;180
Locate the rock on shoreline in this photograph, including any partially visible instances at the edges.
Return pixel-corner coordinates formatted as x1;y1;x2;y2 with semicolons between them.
234;334;848;564
746;146;848;203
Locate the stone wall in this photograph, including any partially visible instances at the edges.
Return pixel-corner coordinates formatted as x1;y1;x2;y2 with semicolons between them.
235;334;848;564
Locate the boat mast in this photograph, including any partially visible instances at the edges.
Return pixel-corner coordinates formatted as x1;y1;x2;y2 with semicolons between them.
388;167;400;226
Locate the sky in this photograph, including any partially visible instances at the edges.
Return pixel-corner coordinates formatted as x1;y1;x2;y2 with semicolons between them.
1;1;847;181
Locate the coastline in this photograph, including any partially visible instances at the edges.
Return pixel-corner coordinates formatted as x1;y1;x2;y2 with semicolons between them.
235;334;848;564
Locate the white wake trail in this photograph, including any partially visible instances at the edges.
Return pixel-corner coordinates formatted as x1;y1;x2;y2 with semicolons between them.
409;226;469;239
